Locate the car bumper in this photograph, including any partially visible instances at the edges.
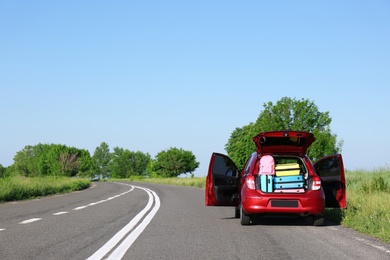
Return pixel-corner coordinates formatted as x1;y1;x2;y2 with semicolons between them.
241;188;325;216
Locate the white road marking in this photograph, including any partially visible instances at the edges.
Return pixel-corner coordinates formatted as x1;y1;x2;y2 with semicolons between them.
19;218;42;224
53;211;69;216
9;184;135;229
354;237;390;254
73;186;135;211
107;187;161;260
0;228;5;231
74;206;88;210
87;184;160;260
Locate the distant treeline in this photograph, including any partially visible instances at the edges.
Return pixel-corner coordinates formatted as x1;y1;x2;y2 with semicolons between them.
0;142;199;179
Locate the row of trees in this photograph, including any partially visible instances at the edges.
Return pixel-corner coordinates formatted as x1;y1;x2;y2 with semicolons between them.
1;143;199;179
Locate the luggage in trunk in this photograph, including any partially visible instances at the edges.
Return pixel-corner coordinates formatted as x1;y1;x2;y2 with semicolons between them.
274;175;304;183
274;181;304;189
259;155;275;175
260;175;273;193
275;163;300;176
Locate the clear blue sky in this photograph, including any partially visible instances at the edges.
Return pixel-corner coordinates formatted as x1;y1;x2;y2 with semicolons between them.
1;1;389;176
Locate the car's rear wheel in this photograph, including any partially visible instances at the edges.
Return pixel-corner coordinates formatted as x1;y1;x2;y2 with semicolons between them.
240;205;251;225
312;215;324;226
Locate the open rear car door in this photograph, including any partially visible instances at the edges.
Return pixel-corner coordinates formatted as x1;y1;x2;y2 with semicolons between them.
314;154;347;208
205;153;239;206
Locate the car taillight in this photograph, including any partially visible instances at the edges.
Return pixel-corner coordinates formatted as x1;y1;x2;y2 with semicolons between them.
246;175;256;190
311;176;322;190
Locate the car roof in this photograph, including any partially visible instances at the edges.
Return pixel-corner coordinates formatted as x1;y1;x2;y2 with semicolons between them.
253;130;315;155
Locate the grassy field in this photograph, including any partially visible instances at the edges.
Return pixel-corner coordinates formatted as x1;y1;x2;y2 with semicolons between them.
0;176;90;202
326;168;390;243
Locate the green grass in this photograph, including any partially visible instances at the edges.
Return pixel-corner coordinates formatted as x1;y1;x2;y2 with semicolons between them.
0;176;90;202
325;168;390;243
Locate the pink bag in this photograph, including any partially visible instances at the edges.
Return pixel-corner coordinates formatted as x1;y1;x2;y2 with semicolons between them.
259;155;275;175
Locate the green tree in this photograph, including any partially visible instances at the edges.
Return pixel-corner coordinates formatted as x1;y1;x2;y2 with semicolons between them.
43;144;91;177
12;144;92;177
153;147;199;177
109;147;151;178
0;164;6;178
13;145;44;177
225;97;343;169
91;142;111;179
145;160;156;177
76;149;93;176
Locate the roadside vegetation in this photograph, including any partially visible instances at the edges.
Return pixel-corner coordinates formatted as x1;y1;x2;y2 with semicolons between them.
325;167;390;243
0;176;90;202
0;142;199;202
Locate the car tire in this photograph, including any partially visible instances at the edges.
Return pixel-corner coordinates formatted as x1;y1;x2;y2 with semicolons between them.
240;205;251;225
312;215;324;226
235;207;240;218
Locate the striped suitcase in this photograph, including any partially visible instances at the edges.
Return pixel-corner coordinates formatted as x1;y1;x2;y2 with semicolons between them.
260;175;273;193
275;163;300;176
274;188;305;193
274;181;304;189
274;175;304;183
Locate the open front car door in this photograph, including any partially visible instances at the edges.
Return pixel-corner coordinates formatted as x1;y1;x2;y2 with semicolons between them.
314;154;347;208
205;153;239;206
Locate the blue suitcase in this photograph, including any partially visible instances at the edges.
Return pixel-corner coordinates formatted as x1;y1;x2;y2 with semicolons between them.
274;181;304;189
260;175;273;193
274;175;304;183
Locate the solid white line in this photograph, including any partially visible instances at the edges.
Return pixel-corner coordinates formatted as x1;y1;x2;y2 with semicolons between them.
73;186;135;211
19;218;42;224
0;228;5;231
53;211;69;216
107;188;161;260
86;187;154;260
86;185;160;260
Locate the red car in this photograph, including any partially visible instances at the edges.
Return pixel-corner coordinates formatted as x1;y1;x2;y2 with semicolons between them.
205;130;346;226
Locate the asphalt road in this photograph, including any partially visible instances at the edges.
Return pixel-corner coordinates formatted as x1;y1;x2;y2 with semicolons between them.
0;182;389;260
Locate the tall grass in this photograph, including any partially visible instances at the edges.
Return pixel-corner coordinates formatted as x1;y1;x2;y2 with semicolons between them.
326;167;390;243
0;176;90;202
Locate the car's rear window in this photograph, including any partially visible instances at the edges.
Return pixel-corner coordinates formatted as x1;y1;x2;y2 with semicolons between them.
261;136;308;147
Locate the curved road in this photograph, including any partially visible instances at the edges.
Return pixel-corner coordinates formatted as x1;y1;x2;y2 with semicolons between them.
0;182;389;260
